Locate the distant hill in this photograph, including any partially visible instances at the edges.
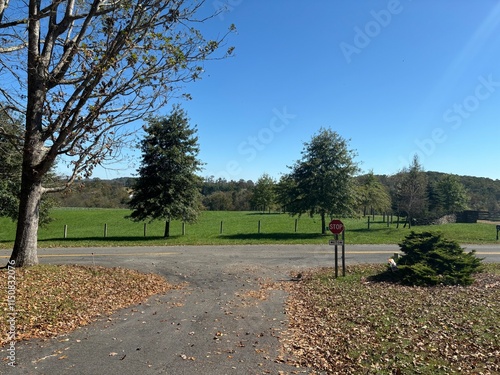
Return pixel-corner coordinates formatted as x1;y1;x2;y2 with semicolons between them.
375;171;500;212
52;172;500;212
52;178;132;208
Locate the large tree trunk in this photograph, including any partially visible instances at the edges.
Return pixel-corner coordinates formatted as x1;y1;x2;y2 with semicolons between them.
321;212;326;234
9;176;43;267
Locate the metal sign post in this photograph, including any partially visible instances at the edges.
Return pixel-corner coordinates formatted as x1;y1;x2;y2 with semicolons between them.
334;234;338;278
329;219;345;278
342;230;345;277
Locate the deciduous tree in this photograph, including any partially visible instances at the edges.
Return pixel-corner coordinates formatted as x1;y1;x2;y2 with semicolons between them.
0;0;234;266
357;171;391;216
251;173;276;213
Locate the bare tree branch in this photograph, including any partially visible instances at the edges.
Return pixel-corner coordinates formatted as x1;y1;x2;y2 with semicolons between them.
2;0;235;266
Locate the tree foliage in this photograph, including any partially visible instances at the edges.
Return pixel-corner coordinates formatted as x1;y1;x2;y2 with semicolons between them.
279;128;359;233
275;174;299;213
200;177;255;211
357;171;391;216
251;173;276;213
1;0;234;266
0;109;22;220
128;107;203;236
392;155;428;227
456;174;500;211
435;174;469;213
0;109;55;225
372;231;483;286
52;178;131;208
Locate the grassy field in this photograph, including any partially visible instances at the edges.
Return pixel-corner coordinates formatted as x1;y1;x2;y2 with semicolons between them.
0;208;498;248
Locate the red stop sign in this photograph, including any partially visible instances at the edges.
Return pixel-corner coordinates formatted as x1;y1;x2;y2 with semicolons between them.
329;219;344;234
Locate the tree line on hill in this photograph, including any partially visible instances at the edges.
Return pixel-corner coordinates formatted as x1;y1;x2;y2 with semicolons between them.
4;114;499;223
50;162;500;221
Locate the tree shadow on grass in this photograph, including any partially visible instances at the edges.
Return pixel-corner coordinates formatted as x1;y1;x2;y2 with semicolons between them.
219;232;326;241
37;235;180;243
348;227;401;234
245;212;285;216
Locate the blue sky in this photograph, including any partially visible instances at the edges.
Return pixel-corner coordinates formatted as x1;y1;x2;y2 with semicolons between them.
89;0;500;181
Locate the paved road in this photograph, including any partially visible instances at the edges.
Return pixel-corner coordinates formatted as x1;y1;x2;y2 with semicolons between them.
7;243;500;266
2;244;499;375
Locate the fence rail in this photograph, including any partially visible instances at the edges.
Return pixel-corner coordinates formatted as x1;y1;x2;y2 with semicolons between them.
457;210;500;223
477;211;500;221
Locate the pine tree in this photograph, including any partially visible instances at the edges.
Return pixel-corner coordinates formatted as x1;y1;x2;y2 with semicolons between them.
128;106;203;237
393;155;428;228
371;231;483;286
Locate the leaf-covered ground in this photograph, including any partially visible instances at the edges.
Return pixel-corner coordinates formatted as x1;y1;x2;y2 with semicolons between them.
1;263;499;374
0;265;172;346
279;264;500;375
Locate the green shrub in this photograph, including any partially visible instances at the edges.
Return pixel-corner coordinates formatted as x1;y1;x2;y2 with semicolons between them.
372;231;483;286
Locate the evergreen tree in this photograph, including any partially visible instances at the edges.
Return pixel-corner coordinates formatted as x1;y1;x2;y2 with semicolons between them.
0;110;22;220
436;174;469;213
372;231;483;286
393;155;428;227
284;128;359;233
0;109;55;224
128;107;202;237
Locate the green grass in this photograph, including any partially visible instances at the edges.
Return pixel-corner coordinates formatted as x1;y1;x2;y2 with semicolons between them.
0;209;498;248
